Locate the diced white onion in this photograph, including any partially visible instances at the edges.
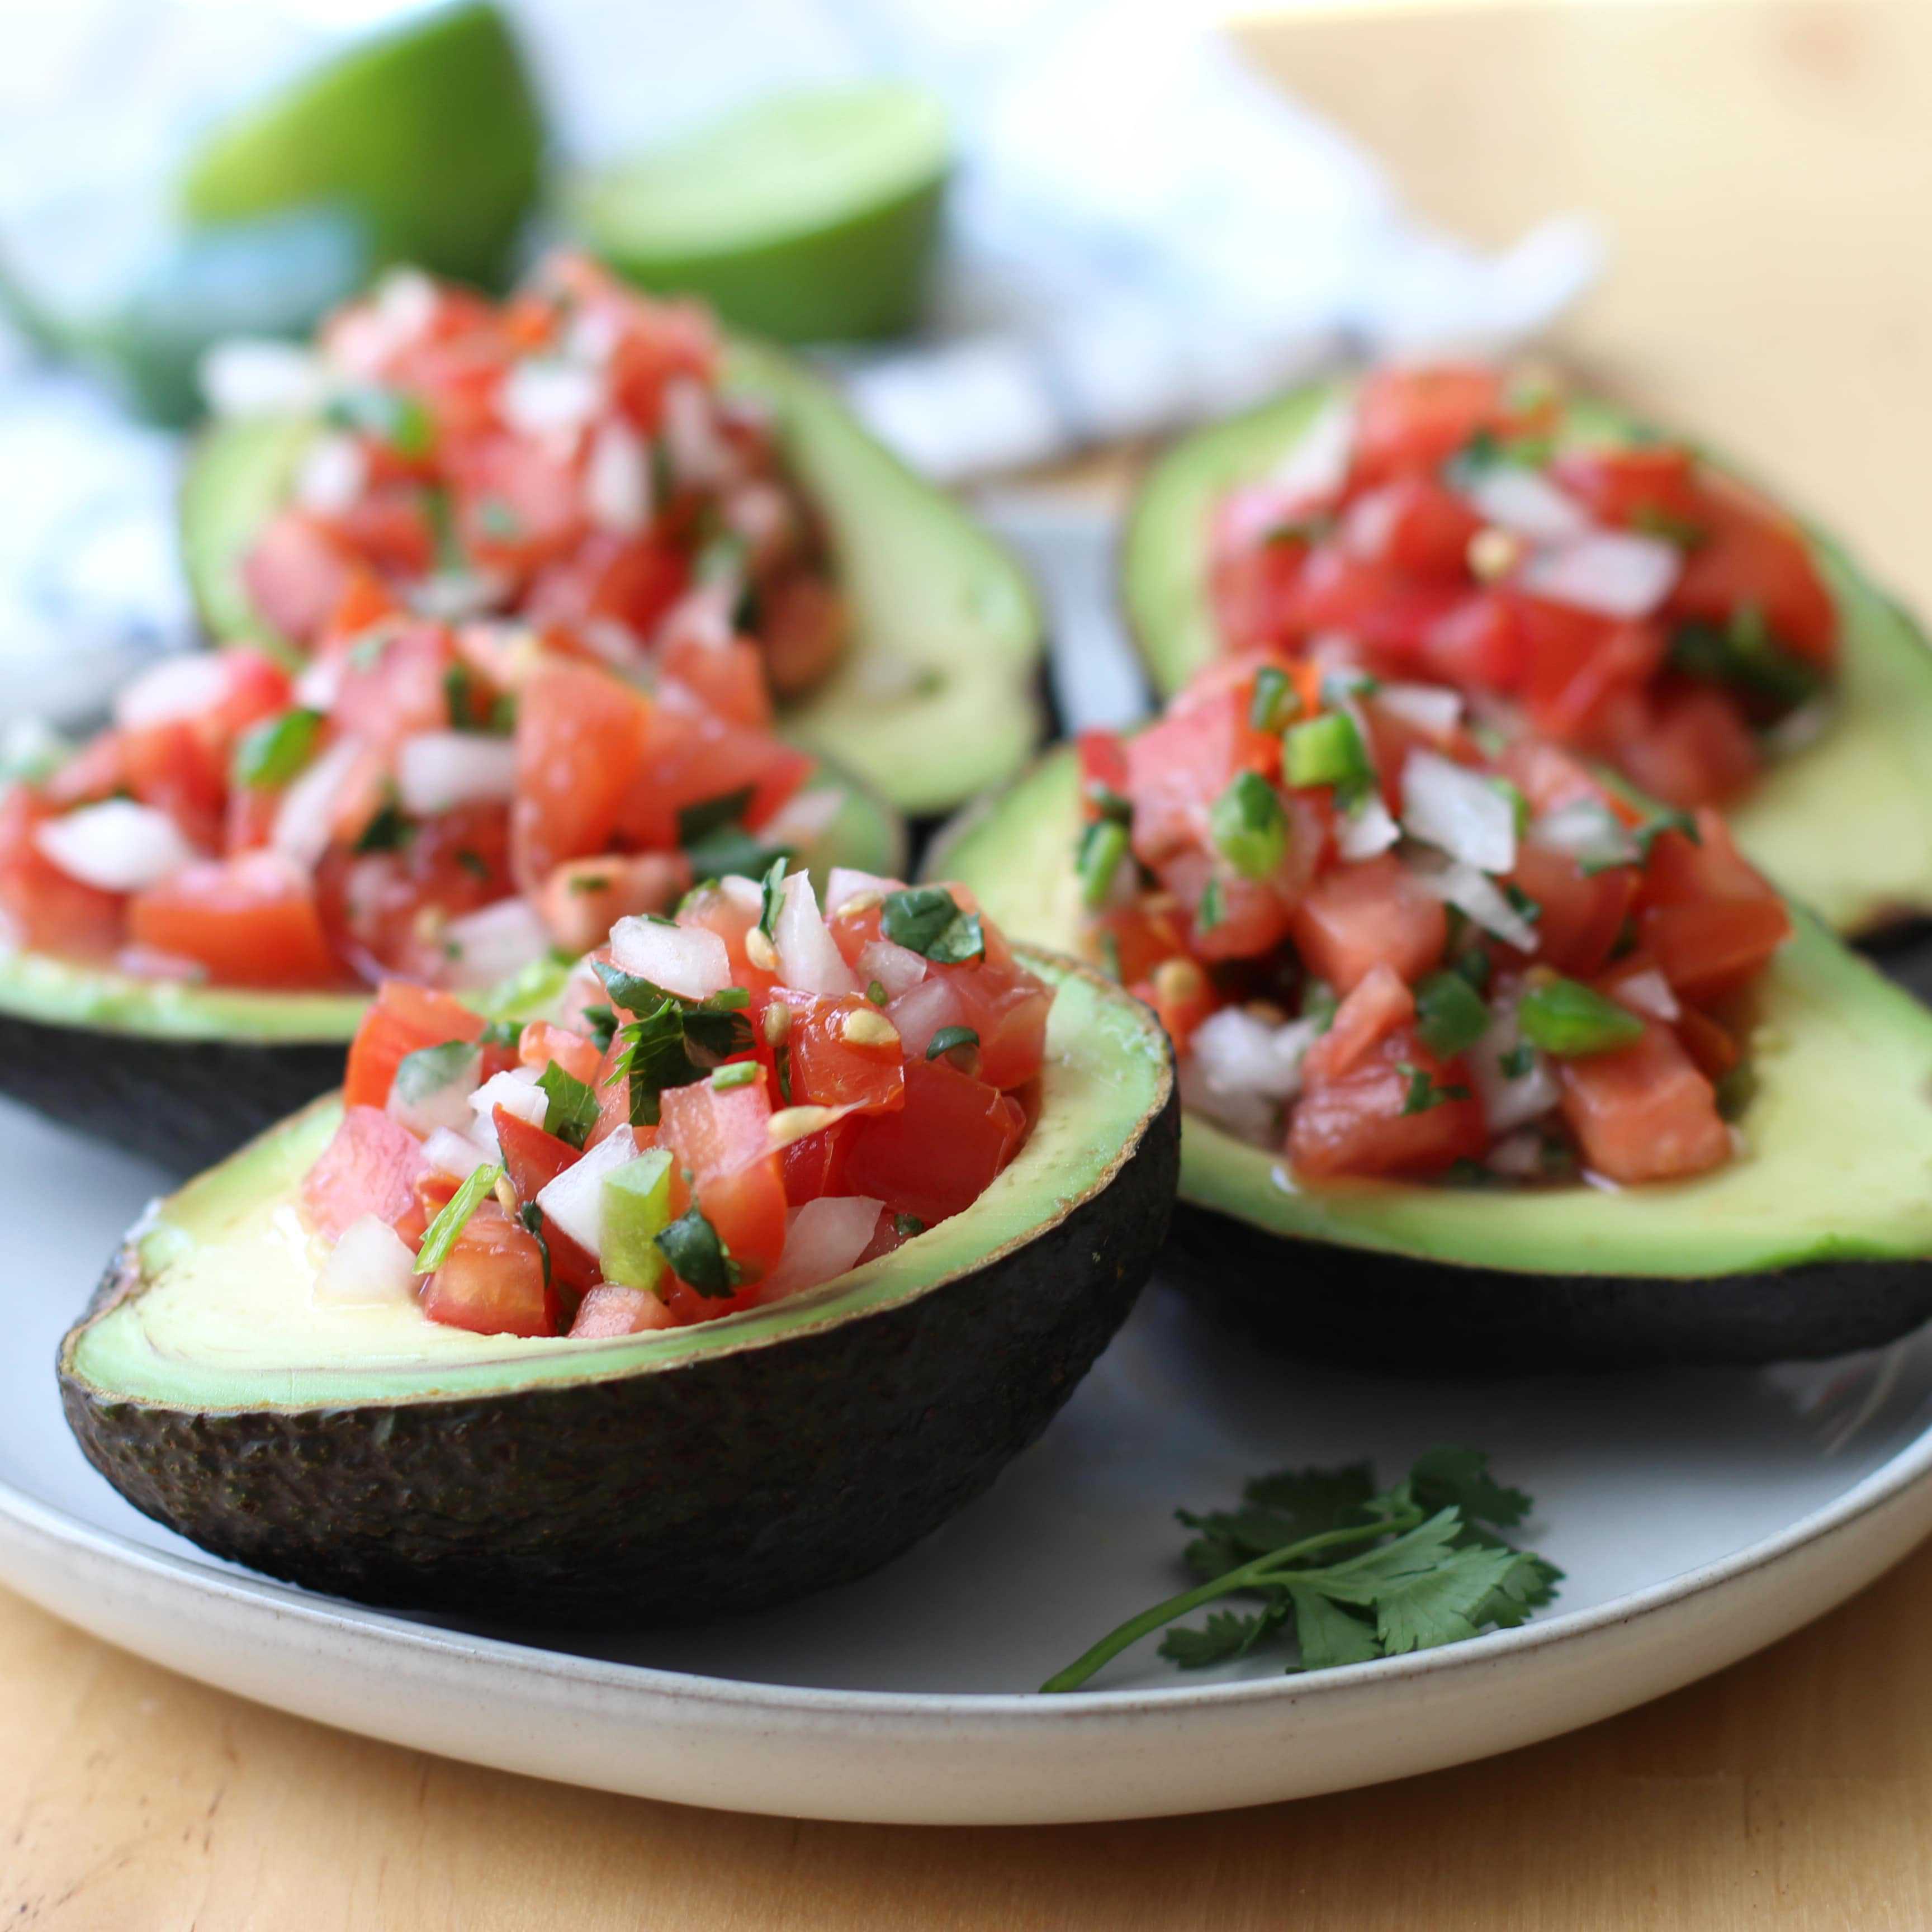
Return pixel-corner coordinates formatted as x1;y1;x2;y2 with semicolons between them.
583;420;651;534
1265;395;1356;508
1189;1007;1319;1101
1484;1130;1550;1179
886;974;967;1057
271;735;363;869
313;1214;420;1306
859;937;927;1000
1518;530;1682;619
34;801;196;893
324;268;435;378
411;570;512;622
610;916;731;998
1374;683;1462;736
294;654;345;711
441;897;553;990
718;874;764;915
756;1195;886;1303
1408;851;1540;953
774;872;859;997
396;731;518;816
1611;969;1679;1022
1401;749;1518;875
662;376;733;488
536;1128;641;1259
469;1067;547;1154
1177;1056;1278;1144
389;1049;483;1140
1470;1005;1561;1135
1532;797;1634;869
200;337;327;417
422;1125;494;1181
294;433;368;515
724;481;790;558
760;785;845;853
1336;790;1400;861
113;652;231;730
500;357;605;440
1459;465;1589;543
827;867;902;910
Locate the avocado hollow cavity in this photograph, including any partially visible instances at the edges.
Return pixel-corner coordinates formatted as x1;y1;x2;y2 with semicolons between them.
1122;379;1932;939
931;748;1932;1371
58;953;1179;1624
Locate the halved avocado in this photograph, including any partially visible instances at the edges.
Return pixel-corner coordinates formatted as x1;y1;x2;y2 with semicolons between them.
58;953;1178;1625
179;337;1046;818
0;772;902;1174
930;748;1932;1371
1123;381;1932;937
178;1;545;290
571;82;949;343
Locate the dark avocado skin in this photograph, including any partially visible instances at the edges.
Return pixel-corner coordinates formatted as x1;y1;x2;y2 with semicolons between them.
59;1083;1180;1627
0;1012;342;1172
1163;1204;1932;1377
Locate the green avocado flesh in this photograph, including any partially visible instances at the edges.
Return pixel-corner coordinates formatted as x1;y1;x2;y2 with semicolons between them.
178;2;544;289
932;747;1932;1366
179;338;1044;818
58;954;1180;1622
571;83;949;343
1123;381;1932;936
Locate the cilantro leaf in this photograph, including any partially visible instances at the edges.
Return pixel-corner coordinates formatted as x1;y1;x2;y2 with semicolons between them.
1284;1585;1381;1671
757;853;788;943
1158;1606;1287;1669
655;1204;740;1298
1409;1446;1532;1529
677;786;757;847
536;1062;599;1150
880;886;984;964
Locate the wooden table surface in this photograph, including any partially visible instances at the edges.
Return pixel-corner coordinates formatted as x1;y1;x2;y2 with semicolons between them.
11;1;1932;1923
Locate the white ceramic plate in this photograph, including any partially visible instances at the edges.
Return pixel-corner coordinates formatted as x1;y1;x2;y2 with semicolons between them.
8;1091;1932;1825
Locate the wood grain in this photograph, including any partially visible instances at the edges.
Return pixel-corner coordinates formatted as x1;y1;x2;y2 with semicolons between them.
10;1;1932;1922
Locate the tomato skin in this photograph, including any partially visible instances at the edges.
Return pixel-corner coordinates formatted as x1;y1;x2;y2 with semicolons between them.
1306;962;1412;1077
343;981;485;1109
1210;520;1310;651
780;1117;858;1204
1289;1021;1486;1180
1555;1020;1730;1185
301;1105;430;1242
1288;853;1448;993
1420;591;1527;689
1643;898;1791;1006
421;1202;559;1337
128;851;343;989
1351;366;1504;486
0;788;125;956
510;661;652;890
842;1057;1026;1228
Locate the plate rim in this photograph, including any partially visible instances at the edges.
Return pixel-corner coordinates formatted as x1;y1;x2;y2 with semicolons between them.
6;1382;1932;1723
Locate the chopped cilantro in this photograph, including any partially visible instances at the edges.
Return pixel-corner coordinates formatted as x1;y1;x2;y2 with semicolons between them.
536;1063;600;1149
454;847;491;882
1248;665;1301;734
757;853;788;943
352;799;414;855
1414;972;1490;1058
518;1200;551;1289
325;383;434;459
677;786;758;847
1196;877;1225;934
1502;882;1542;924
1398;1063;1472;1115
654;1204;740;1298
925;1025;980;1065
1498;1041;1537;1080
477;1019;523;1050
865;979;888;1006
579;1006;618;1052
880;886;984;964
1085;782;1133;824
893;1213;925;1239
1209;770;1289;881
1517;977;1645;1058
232;708;323;789
392;1039;475;1109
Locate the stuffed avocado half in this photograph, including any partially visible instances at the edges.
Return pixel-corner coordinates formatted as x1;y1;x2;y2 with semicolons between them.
1124;376;1932;937
932;749;1932;1371
59;953;1178;1625
181;333;1045;820
0;772;902;1172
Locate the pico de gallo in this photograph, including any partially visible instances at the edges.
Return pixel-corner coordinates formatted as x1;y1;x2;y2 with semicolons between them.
300;865;1052;1338
0;610;833;989
215;249;846;699
1209;364;1838;811
1077;653;1792;1188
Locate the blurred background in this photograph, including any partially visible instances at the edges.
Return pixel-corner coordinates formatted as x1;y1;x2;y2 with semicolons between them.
0;0;1602;728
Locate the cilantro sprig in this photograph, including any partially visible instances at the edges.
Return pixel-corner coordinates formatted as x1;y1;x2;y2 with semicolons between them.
594;962;754;1125
1040;1449;1559;1693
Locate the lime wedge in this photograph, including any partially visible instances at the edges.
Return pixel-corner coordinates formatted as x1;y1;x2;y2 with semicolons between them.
571;83;949;343
179;1;544;288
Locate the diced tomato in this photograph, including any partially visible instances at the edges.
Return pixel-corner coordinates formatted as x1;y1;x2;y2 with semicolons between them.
1611;685;1760;811
0;788;125;956
1420;591;1527;689
1643;897;1791;1006
615;707;812;850
330;622;455;747
1290;548;1465;665
785;995;907;1113
1091;897;1191;987
127;851;343;989
1675;1005;1740;1081
242;512;352;645
760;575;848;698
343;980;485;1109
1076;726;1132;801
1289;1020;1486;1180
659;1078;788;1283
421;1201;558;1337
1639;810;1779;910
525;532;690;645
569;1283;676;1337
780;1116;858;1204
674;881;776;995
447;433;584;577
1351;366;1504;487
1506;843;1635;979
1288;853;1447;993
842;1056;1027;1227
1555;1020;1730;1185
1133;956;1217;1052
1342;476;1482;579
1551;446;1707;539
1510;596;1665;743
1670;485;1836;667
1494;739;1608;817
332;487;436;581
400;1167;460;1249
518;1020;603;1088
1305;962;1413;1078
659;632;773;730
536;851;690;955
301;1105;430;1242
119;719;227;851
1211;518;1311;651
941;967;1053;1091
493;1107;603;1294
510;661;652;890
1124;688;1278;867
